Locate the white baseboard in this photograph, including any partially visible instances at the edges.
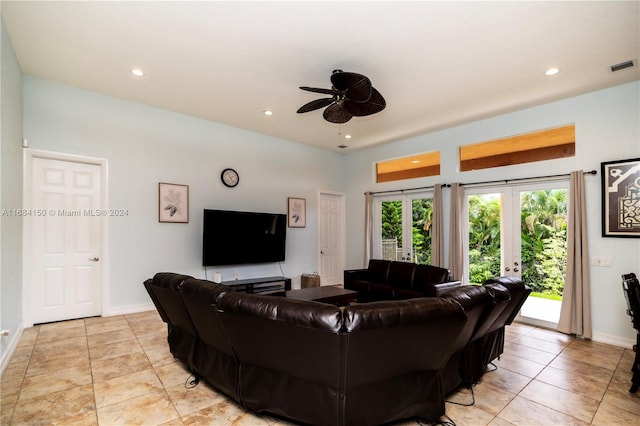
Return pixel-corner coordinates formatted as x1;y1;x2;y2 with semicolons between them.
592;331;635;349
104;302;155;317
0;327;24;376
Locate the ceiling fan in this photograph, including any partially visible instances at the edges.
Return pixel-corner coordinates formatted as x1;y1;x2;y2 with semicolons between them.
297;70;386;124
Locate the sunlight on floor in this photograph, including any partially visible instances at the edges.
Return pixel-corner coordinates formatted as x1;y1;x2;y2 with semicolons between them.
520;296;562;324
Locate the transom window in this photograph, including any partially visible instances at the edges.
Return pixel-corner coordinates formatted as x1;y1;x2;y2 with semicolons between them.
376;151;440;183
459;124;575;172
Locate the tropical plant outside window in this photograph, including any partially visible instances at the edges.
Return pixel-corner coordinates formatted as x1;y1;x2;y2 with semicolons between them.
468;189;567;300
381;198;433;264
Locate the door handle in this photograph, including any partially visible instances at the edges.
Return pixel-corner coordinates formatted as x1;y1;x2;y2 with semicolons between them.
505;267;511;272
89;257;100;262
514;268;519;272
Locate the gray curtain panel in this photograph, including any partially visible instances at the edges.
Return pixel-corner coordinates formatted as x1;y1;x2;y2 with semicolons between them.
364;192;374;266
557;171;592;339
448;183;464;281
431;184;445;267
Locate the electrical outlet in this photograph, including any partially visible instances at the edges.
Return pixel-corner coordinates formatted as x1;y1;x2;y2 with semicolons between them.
591;257;613;267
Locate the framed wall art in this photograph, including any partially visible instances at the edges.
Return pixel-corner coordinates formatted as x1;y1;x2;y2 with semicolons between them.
601;158;640;237
287;197;306;228
159;182;189;223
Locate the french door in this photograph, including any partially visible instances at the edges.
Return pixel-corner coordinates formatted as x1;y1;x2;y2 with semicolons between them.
464;182;568;326
373;192;434;264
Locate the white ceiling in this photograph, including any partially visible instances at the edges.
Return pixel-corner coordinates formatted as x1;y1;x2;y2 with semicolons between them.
2;1;639;153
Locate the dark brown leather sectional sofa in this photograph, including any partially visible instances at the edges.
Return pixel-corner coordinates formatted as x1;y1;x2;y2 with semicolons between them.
144;269;530;426
344;259;461;300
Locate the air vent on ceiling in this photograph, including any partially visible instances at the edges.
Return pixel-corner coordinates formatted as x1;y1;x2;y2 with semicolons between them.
610;59;636;72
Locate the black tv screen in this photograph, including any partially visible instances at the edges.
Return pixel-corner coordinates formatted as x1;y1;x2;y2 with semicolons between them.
202;209;286;266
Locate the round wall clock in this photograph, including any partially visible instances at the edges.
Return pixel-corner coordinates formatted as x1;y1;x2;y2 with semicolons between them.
221;168;239;188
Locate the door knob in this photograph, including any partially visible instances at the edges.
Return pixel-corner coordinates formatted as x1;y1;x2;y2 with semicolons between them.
88;257;100;262
514;268;519;272
505;267;511;272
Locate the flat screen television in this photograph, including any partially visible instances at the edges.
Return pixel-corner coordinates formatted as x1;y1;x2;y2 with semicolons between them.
202;209;286;266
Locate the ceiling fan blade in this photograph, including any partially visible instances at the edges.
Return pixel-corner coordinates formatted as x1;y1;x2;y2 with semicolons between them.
297;98;335;113
331;71;372;102
344;87;386;116
323;103;352;123
299;86;337;96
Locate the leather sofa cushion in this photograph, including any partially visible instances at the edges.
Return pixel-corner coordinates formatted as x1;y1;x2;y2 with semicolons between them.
439;285;493;350
484;276;532;325
347;279;371;293
180;279;233;353
472;283;511;339
414;264;450;285
388;261;416;288
392;287;425;300
368;282;396;300
342;297;466;332
368;259;391;283
146;272;197;336
217;290;343;333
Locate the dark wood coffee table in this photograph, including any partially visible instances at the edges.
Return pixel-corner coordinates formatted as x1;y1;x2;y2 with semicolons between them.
285;286;357;307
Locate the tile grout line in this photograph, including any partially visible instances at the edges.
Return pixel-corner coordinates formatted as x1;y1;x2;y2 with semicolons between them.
128;314;185;426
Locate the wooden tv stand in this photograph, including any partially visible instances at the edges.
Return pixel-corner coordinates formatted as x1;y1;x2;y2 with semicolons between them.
220;276;291;294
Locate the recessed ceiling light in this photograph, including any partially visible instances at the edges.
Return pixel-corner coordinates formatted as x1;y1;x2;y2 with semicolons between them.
344;134;352;139
131;68;145;77
263;110;273;116
545;67;560;76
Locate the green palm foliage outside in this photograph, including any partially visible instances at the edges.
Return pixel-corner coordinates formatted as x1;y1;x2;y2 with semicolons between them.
381;199;433;264
468;190;567;297
468;194;502;283
412;199;433;264
381;201;403;247
520;190;567;297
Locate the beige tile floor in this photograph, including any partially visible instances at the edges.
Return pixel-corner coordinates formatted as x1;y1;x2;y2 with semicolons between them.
1;310;639;425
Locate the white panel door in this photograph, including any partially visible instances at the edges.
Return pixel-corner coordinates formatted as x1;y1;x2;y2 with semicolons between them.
319;193;344;286
30;157;102;324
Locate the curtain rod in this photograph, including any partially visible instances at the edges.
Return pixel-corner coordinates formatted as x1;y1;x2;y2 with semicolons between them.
365;170;597;196
365;184;446;196
459;169;597;187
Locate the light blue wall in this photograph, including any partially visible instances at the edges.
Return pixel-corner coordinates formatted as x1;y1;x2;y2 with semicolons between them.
23;76;345;309
9;35;640;345
0;18;24;365
343;81;640;343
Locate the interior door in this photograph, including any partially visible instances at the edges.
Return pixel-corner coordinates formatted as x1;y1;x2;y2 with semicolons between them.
29;156;103;324
319;192;344;286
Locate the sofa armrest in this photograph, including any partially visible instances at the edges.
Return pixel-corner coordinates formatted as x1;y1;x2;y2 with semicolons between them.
344;268;370;283
412;280;460;297
434;281;462;296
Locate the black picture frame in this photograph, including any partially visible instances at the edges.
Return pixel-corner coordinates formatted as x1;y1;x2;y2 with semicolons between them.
601;158;640;237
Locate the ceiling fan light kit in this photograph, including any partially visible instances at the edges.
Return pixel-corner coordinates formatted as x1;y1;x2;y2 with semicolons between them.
297;70;386;124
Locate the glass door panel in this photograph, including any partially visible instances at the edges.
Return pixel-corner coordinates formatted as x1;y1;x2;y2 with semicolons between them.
380;199;403;261
410;197;434;265
467;192;505;285
465;183;568;326
516;186;568;326
374;192;433;263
